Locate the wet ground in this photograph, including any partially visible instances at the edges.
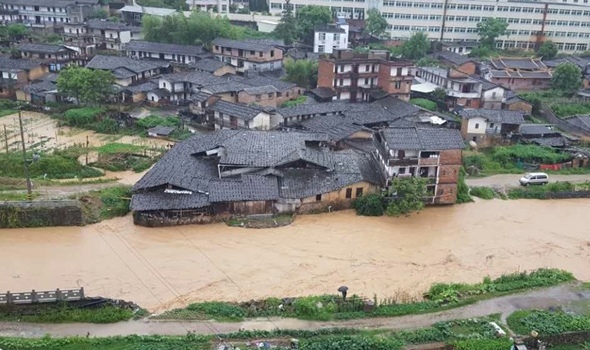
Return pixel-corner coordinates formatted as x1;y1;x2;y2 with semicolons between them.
1;199;589;312
466;174;590;188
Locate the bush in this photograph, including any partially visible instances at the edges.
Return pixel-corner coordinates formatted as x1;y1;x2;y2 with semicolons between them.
410;98;437;111
552;102;590;117
452;338;513;350
456;167;473;203
0;304;133;323
184;302;246;321
352;193;384;216
507;310;590;335
98;186;131;219
94;117;120;134
300;335;404;350
508;181;576;199
470;186;496;200
281;95;307;108
135;115;180;130
0;152;102;179
63;107;104;127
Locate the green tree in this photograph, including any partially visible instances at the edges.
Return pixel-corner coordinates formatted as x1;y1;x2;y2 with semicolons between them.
137;0;187;10
296;5;332;45
249;0;269;12
87;8;108;19
400;31;430;59
468;46;494;58
0;24;29;41
284;58;318;88
273;0;297;45
537;41;558;60
386;177;427;216
431;87;447;101
57;66;115;105
352;193;385;216
365;8;388;37
476;18;508;50
551;62;582;95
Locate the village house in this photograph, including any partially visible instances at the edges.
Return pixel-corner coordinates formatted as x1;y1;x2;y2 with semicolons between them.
130;130;383;226
62;22;96;56
86;19;143;51
484;58;552;91
373;126;465;204
504;91;533;115
211;38;283;74
118;4;176;26
316;49;414;102
414;67;483;109
15;72;58;104
459;109;526;146
0;0;100;27
86;55;170;87
476;78;506;110
0;57;48;99
430;51;478;76
208;100;278;130
124;41;210;65
440;40;478;56
119;80;158;103
16;43;79;72
314;21;349;54
190;58;235;76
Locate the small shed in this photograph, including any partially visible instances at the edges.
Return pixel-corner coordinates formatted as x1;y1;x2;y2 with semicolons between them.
147;125;176;138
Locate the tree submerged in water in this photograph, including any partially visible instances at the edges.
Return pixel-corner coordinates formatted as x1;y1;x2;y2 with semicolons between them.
352;177;428;217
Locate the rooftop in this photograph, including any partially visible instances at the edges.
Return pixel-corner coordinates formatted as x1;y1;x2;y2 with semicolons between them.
148;125;176;136
315;24;346;34
380;126;465;151
208;100;265;122
489;70;552;79
125;40;205;56
190;58;228;72
212;38;276;52
431;51;473;66
458;109;526;124
86;55;168;75
119;5;176;16
17;43;72;54
87;19;136;31
489;57;547;71
0;57;42;71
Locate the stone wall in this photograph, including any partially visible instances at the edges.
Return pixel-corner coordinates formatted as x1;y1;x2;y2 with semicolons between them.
133;211;226;227
0;201;83;228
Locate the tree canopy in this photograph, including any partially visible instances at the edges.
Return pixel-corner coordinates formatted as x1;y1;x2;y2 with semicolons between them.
401;31;430;59
537;41;558;60
137;0;187;10
273;0;297;45
0;24;29;41
476;18;508;49
296;5;332;45
284;58;318;89
386;177;427;216
365;9;388;37
551;62;582;95
57;66;115;105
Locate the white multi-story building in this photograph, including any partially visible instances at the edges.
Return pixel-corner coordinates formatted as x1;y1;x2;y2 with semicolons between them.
314;23;349;54
269;0;590;53
0;0;100;27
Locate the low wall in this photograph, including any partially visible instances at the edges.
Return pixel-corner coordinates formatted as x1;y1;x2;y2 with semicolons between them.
298;199;352;214
524;331;590;348
133;211;227;227
545;190;590;199
0;201;83;228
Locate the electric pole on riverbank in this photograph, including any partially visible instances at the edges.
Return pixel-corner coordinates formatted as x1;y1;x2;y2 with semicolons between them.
3;125;8;155
18;109;33;201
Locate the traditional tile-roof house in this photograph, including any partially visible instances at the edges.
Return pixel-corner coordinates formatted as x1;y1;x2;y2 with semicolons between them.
485;58;552;92
430;51;477;75
17;43;79;72
458;109;526;146
86;55;170;87
373;126;465;204
15;72;58;103
208;100;278;130
125;40;210;65
131;130;383;226
190;58;235;76
0;57;48;99
211;38;283;73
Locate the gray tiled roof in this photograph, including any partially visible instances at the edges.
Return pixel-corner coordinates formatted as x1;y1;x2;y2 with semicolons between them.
372;96;420;118
300;114;364;141
519;124;559;135
432;51;473;66
190;58;227;72
209;175;279;202
130;191;209;211
0;57;42;71
208;100;264;122
277;101;352;118
87;19;133;31
240;75;297;91
17;43;71;54
490;58;547;70
160;71;222;85
1;0;77;6
191;91;212;102
381;127;465;150
213;38;275;52
315;24;346;34
125;40;205;56
148;125;176;135
458;109;526;124
243;85;278;95
86;55;166;74
121;81;158;93
24;80;56;94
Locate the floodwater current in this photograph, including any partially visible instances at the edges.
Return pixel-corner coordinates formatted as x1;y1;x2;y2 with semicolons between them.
1;199;589;312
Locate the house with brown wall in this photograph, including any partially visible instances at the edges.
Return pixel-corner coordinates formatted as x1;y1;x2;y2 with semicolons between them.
211;38;283;74
17;43;79;72
430;51;477;76
373;126;465;204
0;57;48;99
485;58;552;92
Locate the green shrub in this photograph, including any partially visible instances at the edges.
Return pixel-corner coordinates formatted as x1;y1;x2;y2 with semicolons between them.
300;335;404;350
98;186;131;219
551;102;590;117
281;95;307;108
452;338;513;350
184;302;246;321
94;117;120;134
507;309;590;335
0;152;102;179
508;181;577;199
470;186;496;200
0;304;132;323
135;115;180;130
456;167;473;203
63;107;104;127
352;193;384;216
410;98;437;111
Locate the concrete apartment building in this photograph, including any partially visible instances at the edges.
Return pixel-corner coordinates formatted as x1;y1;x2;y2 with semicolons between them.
314;22;349;54
269;0;590;53
0;0;100;27
317;49;414;102
211;38;283;73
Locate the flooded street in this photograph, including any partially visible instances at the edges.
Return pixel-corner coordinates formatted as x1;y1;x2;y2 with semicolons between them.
1;199;590;312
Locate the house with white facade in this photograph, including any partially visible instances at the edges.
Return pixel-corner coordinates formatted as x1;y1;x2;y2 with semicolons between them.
124;41;210;65
0;0;100;27
211;38;283;74
413;67;483;109
459;109;525;145
314;22;349;54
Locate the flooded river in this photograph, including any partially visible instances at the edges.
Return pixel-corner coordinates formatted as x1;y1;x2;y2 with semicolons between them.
1;199;589;312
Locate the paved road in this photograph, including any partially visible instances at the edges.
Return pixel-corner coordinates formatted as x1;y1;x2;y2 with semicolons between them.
466;174;590;188
0;284;588;338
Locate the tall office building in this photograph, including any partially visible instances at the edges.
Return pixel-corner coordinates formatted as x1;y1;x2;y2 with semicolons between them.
269;0;590;53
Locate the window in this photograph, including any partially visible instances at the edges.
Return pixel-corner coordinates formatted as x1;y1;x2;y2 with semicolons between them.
270;50;274;57
489;123;495;128
475;123;479;129
394;81;402;89
334;33;340;41
345;188;352;199
259;51;263;57
318;45;325;53
356;188;363;197
319;32;326;40
256;94;261;101
316;194;322;201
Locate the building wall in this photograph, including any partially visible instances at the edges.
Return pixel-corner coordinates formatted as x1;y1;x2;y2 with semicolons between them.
481;87;505;109
461;116;487;136
248;112;272;130
212;45;283;62
212;65;236;76
314;30;348;54
377;64;413;101
317;60;336;89
237;87;304;107
455;61;477;75
298;181;378;213
28;66;49;81
490;77;552;91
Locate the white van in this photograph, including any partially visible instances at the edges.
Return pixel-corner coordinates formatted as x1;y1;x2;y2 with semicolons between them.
519;172;549;186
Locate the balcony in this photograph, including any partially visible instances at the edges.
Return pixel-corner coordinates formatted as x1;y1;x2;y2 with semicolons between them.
418;157;439;166
0;9;18;15
446;90;480;99
105;36;120;43
388;157;419;166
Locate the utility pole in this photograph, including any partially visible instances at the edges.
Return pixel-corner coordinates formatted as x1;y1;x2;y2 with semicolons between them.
3;125;8;155
85;135;89;165
18;109;33;201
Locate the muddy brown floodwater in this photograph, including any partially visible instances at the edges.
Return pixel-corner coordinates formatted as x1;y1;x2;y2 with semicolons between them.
1;199;590;312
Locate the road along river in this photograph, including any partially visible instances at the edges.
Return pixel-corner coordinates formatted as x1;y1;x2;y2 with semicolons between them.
1;199;589;312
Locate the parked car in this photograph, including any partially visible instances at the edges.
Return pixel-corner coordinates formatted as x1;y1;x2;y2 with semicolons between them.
519;172;549;186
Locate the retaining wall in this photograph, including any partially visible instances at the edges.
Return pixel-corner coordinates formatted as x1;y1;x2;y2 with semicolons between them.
0;200;83;228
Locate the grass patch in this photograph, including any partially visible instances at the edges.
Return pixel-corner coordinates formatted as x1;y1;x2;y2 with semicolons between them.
451;338;513;350
80;186;132;223
0;191;39;201
551;102;590;118
508;181;580;199
0;304;133;324
0;151;102;180
507;309;590;336
157;269;574;322
281;95;307;108
411;98;437;111
469;186;496;200
0;109;16;118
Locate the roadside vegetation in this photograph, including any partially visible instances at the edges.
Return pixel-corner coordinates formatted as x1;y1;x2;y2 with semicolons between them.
0;304;132;324
80;186;132;222
469;186;496;200
508;181;590;199
155;269;573;322
507;309;590;336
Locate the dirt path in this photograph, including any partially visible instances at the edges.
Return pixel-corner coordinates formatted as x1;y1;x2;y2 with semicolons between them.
1;284;588;338
466;174;590;188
